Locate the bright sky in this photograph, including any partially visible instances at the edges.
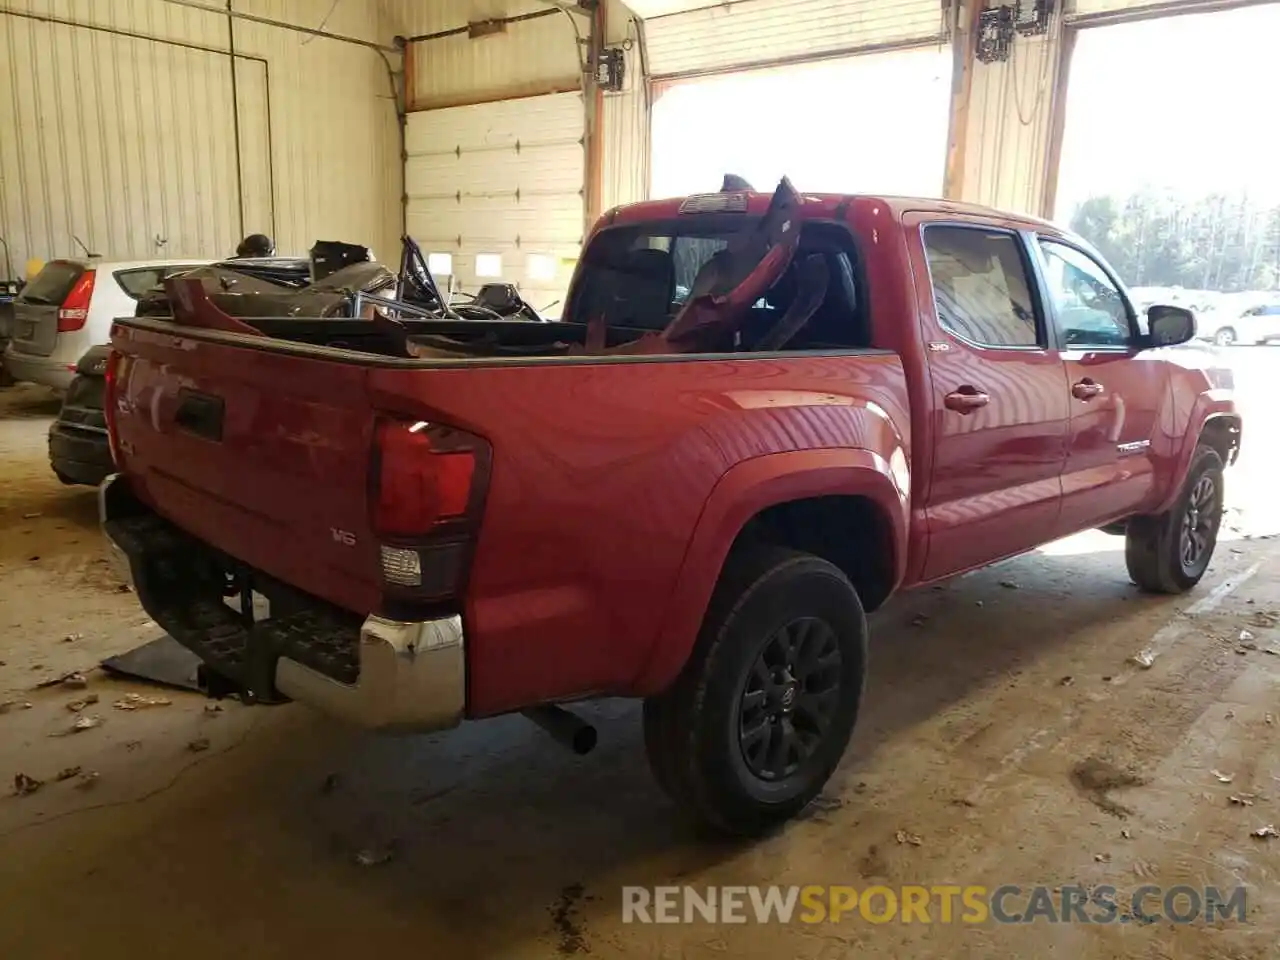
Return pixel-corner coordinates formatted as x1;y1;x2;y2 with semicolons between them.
1055;4;1280;217
649;47;954;200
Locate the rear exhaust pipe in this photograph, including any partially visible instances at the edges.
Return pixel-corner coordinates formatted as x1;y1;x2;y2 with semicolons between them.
522;704;597;755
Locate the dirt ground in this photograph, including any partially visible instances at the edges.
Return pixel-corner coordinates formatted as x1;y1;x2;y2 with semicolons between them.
2;354;1280;960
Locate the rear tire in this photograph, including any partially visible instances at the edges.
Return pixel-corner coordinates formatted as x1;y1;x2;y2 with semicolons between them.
642;546;867;836
1125;445;1225;594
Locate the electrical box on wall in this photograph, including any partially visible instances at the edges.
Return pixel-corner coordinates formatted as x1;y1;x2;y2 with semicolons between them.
596;47;626;92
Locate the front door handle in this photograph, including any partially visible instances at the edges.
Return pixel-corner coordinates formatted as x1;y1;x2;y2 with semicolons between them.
944;386;990;413
1072;378;1104;401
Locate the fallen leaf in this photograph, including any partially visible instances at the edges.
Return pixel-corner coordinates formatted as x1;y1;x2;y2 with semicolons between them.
1059;676;1074;687
895;829;923;846
203;703;223;716
1229;794;1256;806
909;614;928;627
75;771;100;790
187;737;211;753
1130;650;1156;669
113;694;171;711
12;773;42;796
974;600;984;608
55;766;82;782
22;512;42;520
1095;852;1112;863
1267;713;1275;726
999;580;1019;590
1240;630;1257;643
355;842;397;867
0;700;34;714
1120;829;1132;839
1251;825;1280;839
1212;770;1235;783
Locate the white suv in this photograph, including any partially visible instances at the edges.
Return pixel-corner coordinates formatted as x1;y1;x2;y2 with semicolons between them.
3;259;208;390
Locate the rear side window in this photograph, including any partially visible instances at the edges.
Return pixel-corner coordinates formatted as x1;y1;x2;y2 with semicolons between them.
924;226;1040;348
20;261;84;305
114;265;202;298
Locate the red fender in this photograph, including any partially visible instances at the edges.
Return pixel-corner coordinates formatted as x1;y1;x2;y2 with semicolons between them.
630;447;909;695
1152;390;1238;515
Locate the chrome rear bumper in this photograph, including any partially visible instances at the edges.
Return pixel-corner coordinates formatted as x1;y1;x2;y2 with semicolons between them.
274;615;466;734
99;473;466;734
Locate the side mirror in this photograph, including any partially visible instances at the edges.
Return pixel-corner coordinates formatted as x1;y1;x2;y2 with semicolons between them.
1146;304;1195;348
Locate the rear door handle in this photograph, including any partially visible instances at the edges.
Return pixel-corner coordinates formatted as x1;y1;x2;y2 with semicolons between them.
1072;378;1104;401
944;386;990;413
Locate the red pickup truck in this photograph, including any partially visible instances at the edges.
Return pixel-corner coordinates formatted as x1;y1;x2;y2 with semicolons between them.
101;182;1240;836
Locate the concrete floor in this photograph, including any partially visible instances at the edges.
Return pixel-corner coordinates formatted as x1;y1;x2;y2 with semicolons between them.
2;352;1279;959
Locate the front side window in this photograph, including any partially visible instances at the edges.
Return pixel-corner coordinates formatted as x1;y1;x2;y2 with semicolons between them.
923;226;1041;348
1038;240;1132;347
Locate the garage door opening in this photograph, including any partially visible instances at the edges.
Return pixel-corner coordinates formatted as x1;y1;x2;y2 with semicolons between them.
1055;4;1280;327
649;46;954;200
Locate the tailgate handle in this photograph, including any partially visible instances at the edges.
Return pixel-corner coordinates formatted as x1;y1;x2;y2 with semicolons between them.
174;389;225;442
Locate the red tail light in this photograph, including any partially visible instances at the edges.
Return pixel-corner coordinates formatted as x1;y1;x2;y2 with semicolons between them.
103;346;122;467
373;419;487;537
57;270;96;332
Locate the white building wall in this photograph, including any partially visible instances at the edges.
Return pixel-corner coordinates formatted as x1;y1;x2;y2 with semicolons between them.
0;0;400;275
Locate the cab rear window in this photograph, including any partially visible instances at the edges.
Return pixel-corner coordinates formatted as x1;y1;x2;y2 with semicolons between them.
19;261;84;305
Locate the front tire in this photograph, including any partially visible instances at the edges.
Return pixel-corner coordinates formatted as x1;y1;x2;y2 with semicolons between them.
1213;327;1237;347
1125;445;1225;594
643;546;867;836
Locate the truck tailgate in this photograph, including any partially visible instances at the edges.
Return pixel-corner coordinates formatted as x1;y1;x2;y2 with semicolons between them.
111;323;382;614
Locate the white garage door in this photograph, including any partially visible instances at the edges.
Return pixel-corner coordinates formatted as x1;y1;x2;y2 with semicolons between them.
405;92;584;315
645;0;949;78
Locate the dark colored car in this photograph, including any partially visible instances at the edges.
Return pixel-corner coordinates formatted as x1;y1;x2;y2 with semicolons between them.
48;344;113;485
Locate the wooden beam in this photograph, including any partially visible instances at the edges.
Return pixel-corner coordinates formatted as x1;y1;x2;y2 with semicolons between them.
942;0;984;201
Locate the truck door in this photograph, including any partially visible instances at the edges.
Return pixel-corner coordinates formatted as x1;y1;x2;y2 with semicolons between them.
1030;236;1169;536
910;221;1071;580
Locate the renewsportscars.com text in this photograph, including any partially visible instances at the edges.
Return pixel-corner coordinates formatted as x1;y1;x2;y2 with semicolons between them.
621;884;1246;926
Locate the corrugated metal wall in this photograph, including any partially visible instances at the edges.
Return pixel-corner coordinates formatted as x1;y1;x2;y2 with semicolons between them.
384;0;582;109
600;6;648;212
960;25;1064;217
643;0;950;78
0;0;400;276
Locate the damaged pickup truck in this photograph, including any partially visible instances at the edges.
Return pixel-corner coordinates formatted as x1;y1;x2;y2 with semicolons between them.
101;179;1240;835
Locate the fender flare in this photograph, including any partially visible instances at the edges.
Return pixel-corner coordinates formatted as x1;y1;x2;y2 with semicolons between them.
1153;392;1239;515
630;447;908;695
